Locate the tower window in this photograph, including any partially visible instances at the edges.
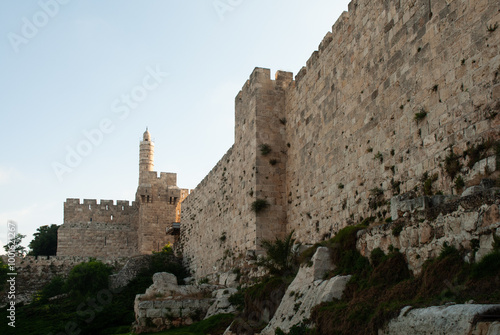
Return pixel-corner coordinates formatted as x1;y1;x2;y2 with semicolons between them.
89;204;91;210
122;206;124;210
106;205;109;210
90;218;92;222
111;215;113;221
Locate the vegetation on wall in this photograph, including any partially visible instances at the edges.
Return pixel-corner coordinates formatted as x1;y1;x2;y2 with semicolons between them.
251;198;270;213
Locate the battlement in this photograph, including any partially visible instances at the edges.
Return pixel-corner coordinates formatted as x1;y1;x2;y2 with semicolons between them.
236;68;294;101
139;171;177;186
64;198;138;224
65;198;134;208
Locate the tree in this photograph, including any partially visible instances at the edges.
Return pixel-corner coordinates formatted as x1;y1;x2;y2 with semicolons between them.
28;224;59;256
3;233;26;257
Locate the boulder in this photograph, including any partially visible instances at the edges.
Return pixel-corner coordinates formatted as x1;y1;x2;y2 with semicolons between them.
260;247;350;334
380;304;500;335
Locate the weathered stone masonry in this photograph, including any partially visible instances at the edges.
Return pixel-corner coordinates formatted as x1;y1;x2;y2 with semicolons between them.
181;0;500;278
57;130;189;258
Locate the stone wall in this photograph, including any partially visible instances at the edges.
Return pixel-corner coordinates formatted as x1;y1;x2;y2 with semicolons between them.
1;255;128;305
57;222;138;258
181;0;500;278
58;199;139;258
180;69;293;278
63;198;137;225
357;184;500;274
285;0;500;243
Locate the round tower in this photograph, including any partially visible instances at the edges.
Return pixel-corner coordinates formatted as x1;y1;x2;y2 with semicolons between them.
139;128;154;184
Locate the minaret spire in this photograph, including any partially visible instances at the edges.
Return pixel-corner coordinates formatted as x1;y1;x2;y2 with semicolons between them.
139;128;154;184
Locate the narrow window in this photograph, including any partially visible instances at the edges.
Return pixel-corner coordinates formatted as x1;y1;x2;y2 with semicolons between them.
106;205;109;210
104;236;107;245
89;204;91;210
121;205;124;211
90;218;92;222
111;215;113;221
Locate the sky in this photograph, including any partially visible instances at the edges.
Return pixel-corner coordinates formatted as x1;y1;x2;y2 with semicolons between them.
0;0;351;252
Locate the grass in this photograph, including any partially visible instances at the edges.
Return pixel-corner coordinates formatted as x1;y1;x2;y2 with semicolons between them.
117;314;234;335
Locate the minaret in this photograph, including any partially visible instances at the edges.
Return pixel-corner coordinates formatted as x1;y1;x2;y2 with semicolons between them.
139;128;154;184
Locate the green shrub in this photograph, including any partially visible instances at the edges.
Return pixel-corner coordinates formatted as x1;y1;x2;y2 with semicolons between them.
464;139;497;169
414;109;427;122
328;225;370;276
392;223;403;237
421;172;438;196
472;251;500;279
259;231;297;275
445;151;462;179
251;198;269;213
370;248;387;268
259;144;271;156
438;242;459;260
38;276;67;302
65;260;112;297
0;258;9;291
153;243;174;255
228;290;246;311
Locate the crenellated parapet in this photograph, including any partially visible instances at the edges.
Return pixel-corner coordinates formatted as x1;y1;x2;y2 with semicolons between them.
63;198;137;225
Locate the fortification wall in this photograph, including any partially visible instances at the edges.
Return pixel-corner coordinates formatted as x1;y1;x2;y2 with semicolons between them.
180;0;500;278
58;198;139;257
284;0;500;243
57;223;139;258
64;198;137;225
180;69;293;278
1;256;128;305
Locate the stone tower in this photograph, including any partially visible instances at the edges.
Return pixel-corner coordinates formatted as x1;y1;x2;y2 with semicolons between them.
136;129;189;254
139;128;154;184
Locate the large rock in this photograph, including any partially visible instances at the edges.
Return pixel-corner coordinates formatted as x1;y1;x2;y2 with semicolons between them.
205;287;238;319
380;304;500;335
260;247;351;334
134;272;218;334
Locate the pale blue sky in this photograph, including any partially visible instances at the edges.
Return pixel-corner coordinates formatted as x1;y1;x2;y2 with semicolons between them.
0;0;350;250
